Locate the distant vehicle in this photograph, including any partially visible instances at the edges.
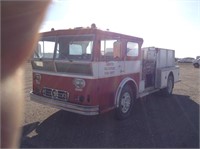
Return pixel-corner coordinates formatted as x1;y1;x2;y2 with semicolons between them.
193;58;200;68
178;57;195;63
175;58;181;62
196;56;200;59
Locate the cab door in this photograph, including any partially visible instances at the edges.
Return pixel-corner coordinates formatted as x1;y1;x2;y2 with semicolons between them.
98;39;124;78
97;39;124;111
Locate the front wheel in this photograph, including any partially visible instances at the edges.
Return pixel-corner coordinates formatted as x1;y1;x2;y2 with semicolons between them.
115;85;134;120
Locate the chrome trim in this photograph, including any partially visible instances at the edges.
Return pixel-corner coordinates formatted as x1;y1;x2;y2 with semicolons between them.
30;92;99;115
42;87;69;101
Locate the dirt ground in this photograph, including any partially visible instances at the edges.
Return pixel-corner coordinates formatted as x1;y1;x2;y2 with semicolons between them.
20;62;199;148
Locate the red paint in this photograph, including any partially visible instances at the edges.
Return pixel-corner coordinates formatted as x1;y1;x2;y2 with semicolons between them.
33;72;140;113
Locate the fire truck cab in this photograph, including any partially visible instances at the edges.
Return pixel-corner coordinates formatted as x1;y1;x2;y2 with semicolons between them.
30;25;180;119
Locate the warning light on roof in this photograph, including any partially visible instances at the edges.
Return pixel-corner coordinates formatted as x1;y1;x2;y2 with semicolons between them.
91;23;97;29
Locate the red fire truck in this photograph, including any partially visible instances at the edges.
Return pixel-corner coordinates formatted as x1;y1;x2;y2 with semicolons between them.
30;25;180;119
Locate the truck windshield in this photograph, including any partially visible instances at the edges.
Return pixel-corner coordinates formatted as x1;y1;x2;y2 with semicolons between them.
34;36;56;59
55;35;94;61
34;35;94;61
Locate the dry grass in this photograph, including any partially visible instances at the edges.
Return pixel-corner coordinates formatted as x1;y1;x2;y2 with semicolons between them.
173;63;200;104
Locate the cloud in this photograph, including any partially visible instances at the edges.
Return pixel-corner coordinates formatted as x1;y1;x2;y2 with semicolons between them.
52;0;64;3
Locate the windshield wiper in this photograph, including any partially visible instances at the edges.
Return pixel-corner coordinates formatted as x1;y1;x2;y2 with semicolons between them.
59;53;73;62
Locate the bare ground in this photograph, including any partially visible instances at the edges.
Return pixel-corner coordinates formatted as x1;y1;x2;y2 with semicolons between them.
20;62;199;148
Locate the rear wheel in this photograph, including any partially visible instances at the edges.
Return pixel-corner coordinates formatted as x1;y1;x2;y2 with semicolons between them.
115;85;134;120
162;74;174;96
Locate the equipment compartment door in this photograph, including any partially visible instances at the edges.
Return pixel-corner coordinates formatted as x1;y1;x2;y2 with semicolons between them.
142;48;157;88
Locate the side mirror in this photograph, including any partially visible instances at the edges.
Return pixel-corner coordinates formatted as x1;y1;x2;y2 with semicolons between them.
113;41;121;59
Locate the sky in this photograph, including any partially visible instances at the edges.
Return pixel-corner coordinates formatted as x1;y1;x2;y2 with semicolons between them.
40;0;200;58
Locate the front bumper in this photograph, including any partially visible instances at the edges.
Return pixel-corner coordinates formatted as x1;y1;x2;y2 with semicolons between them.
30;92;99;115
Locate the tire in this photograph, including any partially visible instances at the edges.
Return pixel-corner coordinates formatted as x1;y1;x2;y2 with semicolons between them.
115;85;134;120
194;63;199;68
162;74;174;96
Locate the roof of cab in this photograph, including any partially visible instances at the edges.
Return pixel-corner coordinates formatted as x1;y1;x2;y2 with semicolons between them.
40;27;143;44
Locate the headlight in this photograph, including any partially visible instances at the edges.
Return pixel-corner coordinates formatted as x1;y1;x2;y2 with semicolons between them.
73;78;86;89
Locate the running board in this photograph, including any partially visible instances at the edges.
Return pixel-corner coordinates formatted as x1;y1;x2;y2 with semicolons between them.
139;88;160;98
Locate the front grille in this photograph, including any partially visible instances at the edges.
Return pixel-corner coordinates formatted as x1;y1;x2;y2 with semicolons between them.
43;88;52;97
42;87;69;101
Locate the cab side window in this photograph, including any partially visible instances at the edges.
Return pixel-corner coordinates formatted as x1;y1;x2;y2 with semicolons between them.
101;40;122;61
126;42;139;58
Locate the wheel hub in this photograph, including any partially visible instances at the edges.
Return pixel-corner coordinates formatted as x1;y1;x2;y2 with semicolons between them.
121;92;131;113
